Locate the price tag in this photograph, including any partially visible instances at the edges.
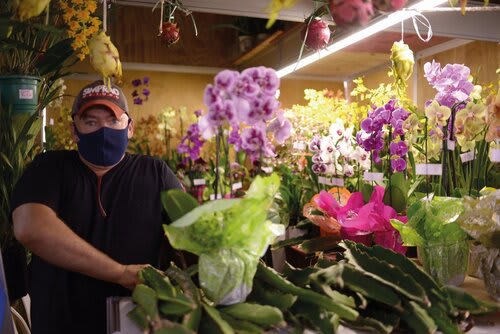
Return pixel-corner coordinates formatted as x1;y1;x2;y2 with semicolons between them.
363;172;384;182
447;140;456;151
232;182;242;190
193;178;206;186
19;89;33;99
318;176;330;185
490;148;500;163
460;150;476;163
261;166;273;174
293;141;307;151
415;164;442;176
331;178;344;187
209;194;222;201
49;118;54;126
318;176;344;187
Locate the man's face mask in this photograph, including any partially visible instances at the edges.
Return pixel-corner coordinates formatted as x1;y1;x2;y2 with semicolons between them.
75;120;130;167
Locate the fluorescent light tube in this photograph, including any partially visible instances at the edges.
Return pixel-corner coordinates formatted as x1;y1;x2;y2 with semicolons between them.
276;0;448;78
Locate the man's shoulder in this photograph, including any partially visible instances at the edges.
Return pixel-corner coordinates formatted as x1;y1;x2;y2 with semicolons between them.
127;153;168;167
32;150;77;165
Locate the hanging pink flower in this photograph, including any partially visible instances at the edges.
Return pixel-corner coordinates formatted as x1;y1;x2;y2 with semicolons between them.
329;0;375;26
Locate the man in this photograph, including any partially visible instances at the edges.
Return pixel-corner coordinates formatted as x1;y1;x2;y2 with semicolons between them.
11;80;182;333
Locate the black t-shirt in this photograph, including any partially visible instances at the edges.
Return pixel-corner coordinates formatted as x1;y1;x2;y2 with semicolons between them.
10;150;182;334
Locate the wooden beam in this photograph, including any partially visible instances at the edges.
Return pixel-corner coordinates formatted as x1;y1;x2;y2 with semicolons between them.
232;30;284;66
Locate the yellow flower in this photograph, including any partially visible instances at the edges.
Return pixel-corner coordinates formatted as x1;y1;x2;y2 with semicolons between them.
59;1;68;10
69;20;80;31
485;92;500;142
425;100;451;127
76;10;90;21
455;102;486;136
63;7;76;22
77;52;85;61
72;0;84;5
266;0;297;29
86;1;97;13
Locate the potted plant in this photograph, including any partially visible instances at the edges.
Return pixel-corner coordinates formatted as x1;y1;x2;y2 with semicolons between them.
0;3;77;301
457;189;500;301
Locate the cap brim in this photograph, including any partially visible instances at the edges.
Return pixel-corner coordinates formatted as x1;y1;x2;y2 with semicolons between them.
76;100;126;118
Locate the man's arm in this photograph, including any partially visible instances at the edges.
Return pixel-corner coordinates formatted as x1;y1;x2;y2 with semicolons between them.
13;203;145;289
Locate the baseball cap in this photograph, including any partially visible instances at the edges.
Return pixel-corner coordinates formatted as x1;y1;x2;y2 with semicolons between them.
72;80;128;118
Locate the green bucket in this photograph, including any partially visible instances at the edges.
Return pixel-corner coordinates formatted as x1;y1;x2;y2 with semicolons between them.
0;75;40;115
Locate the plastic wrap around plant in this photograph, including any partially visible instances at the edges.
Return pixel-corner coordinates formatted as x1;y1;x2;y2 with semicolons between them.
163;174;284;305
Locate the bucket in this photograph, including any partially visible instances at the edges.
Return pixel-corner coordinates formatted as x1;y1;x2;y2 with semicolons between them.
0;75;40;115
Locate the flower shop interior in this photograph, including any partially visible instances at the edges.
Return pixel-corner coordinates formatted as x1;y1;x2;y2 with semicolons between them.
1;0;500;333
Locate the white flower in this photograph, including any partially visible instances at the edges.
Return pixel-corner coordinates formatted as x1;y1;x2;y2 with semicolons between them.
329;119;345;140
343;164;354;177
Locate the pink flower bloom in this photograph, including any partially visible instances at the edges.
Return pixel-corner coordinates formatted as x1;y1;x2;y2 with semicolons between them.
313;186;407;253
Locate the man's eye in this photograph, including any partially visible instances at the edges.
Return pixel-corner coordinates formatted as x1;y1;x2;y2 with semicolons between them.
85;121;96;126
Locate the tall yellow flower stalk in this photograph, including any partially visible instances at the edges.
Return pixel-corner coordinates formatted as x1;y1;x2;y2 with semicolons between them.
58;0;101;61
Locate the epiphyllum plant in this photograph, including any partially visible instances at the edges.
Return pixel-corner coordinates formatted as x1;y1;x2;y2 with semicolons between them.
199;66;292;197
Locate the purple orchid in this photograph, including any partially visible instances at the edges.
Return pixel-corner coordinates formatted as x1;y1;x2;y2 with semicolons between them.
389;141;408;156
177;122;205;161
424;61;474;108
267;110;292;144
143;77;150;85
131;79;142;87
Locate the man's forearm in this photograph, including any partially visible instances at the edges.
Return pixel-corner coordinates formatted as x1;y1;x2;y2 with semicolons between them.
13;203;127;284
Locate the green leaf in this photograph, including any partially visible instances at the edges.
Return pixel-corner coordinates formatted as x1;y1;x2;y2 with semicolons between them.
161;189;199;222
132;284;159;319
298;236;341;254
202;304;234;334
127;306;149;330
390;219;424;246
361;183;374;203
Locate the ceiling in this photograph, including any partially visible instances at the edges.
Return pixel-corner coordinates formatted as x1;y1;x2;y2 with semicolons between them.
107;0;500;81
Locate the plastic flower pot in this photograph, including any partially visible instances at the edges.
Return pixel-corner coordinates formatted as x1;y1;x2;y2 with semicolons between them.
0;75;40;115
419;240;469;286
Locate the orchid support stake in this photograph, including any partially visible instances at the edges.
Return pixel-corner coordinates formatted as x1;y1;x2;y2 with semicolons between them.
425;117;429;198
213;128;222;199
442;120;449;196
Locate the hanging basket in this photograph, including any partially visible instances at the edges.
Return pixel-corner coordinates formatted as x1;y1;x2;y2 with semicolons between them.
0;75;40;115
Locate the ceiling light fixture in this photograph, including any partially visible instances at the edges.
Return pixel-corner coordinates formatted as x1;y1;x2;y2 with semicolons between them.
276;0;448;78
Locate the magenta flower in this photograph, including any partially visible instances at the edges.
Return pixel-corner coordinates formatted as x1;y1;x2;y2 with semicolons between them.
314;186;407;253
389;141;408;156
391;158;406;172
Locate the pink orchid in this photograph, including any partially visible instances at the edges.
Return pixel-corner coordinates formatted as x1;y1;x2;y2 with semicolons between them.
313;186;407;253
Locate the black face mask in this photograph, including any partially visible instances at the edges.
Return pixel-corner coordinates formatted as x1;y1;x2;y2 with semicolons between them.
75;123;129;166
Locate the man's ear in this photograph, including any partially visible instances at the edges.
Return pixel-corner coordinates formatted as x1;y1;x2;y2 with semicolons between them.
127;118;134;139
70;122;79;143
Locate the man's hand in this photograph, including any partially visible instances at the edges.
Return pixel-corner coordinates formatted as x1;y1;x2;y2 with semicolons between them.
116;264;150;290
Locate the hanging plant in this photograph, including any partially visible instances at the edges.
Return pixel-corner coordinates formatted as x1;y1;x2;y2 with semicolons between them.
301;16;332;51
154;0;198;46
160;21;180;45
